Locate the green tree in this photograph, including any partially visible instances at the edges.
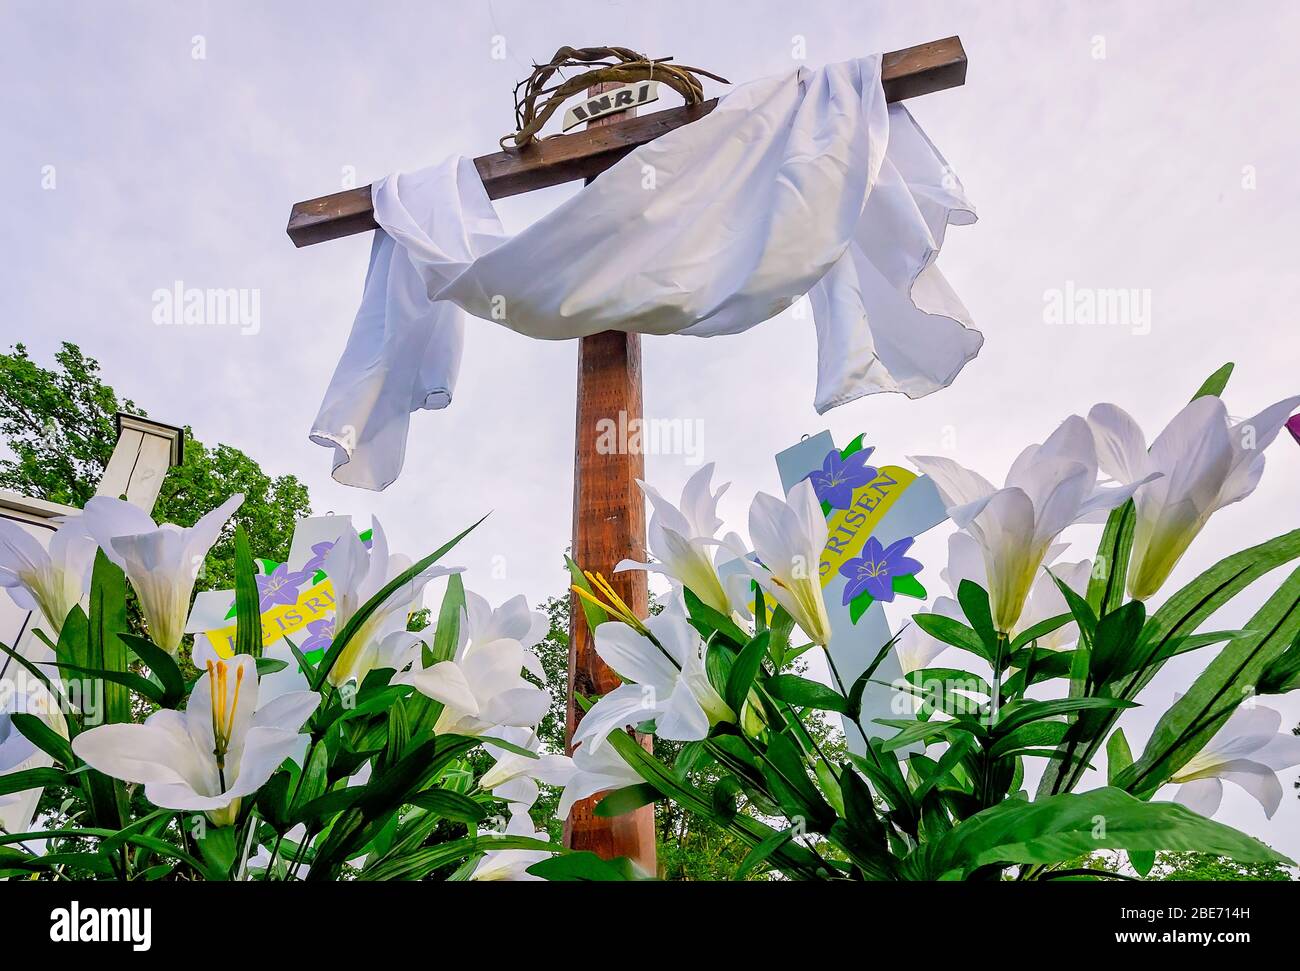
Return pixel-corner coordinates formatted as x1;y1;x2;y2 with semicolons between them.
0;342;311;592
1068;849;1294;880
1150;852;1295;881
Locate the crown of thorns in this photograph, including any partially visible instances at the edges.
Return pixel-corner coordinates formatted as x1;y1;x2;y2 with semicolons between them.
503;45;728;150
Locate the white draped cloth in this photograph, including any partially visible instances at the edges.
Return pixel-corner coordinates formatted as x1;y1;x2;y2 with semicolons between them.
312;53;980;490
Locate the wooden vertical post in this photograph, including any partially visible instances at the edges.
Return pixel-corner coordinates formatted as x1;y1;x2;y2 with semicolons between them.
563;85;657;873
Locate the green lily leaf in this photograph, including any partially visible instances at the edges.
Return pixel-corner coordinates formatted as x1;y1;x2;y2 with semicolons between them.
1118;563;1300;798
725;630;770;717
1191;361;1234;400
527;851;642;881
594;784;661;818
1106;727;1133;786
233;526;263;660
766;673;847;713
1087;599;1146;685
119;632;186;708
911;613;992;664
910;786;1289;879
1086;501;1135;619
10;713;76;767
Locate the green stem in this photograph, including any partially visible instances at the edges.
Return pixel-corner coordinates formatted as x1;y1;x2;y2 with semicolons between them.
980;632;1010;809
265;831;285;877
756;679;838;780
285;825;318;881
821;647;876;757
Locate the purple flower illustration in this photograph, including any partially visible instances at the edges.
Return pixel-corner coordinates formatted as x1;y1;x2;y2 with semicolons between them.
839;536;922;605
303;533;371;576
1287;414;1300;447
806;447;878;510
256;561;310;612
302;540;336;577
301;616;336;656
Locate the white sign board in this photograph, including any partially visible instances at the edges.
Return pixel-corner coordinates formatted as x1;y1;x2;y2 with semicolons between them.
561;80;661;131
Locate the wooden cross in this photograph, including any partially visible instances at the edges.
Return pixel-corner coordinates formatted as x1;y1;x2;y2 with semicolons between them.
286;36;967;872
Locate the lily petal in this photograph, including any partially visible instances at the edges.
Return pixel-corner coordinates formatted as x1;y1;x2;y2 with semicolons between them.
1087;403;1152;485
405;660;480;716
572;684;659;753
593;622;678;695
1174;777;1224;818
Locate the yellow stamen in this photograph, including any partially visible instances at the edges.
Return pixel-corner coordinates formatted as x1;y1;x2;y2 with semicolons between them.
570;575;650;635
230;665;245;732
589;571;637;619
218;661;228;733
571;583;599;606
571;583;614;617
207;659;247;771
206;659;219;740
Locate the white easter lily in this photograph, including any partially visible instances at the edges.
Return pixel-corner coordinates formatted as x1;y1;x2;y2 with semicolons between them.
0;516;97;636
574;612;734;751
480;725;645;821
80;494;244;654
246;823;311;879
398;633;550;737
616;463;748;617
911;416;1152;633
943;531;1092;651
1170;703;1300;819
1020;559;1093;651
557;739;644;818
322;519;461;686
455;591;549;687
479;728;576;808
71;653;319;826
896;607;955;676
741;479;832;646
1088;394;1300;600
469;810;550;881
0;683;68;774
0;682;68;833
461;591;550;653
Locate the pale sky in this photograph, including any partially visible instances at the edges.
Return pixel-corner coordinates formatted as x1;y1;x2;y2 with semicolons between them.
4;0;1299;860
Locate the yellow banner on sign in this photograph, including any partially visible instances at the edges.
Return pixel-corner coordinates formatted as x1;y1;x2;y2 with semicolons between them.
748;464;920;617
206;577;337;659
817;465;917;585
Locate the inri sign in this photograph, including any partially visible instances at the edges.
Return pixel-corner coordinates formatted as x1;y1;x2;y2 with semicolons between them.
561;80;661;131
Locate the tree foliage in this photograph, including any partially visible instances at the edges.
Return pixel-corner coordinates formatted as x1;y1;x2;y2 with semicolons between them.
1077;850;1294;881
1149;851;1294;881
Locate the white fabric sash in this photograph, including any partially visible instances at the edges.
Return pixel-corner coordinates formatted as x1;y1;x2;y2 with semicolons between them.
311;54;980;490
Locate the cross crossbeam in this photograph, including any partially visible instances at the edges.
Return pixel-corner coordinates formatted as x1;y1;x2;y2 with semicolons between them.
285;36;966;247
